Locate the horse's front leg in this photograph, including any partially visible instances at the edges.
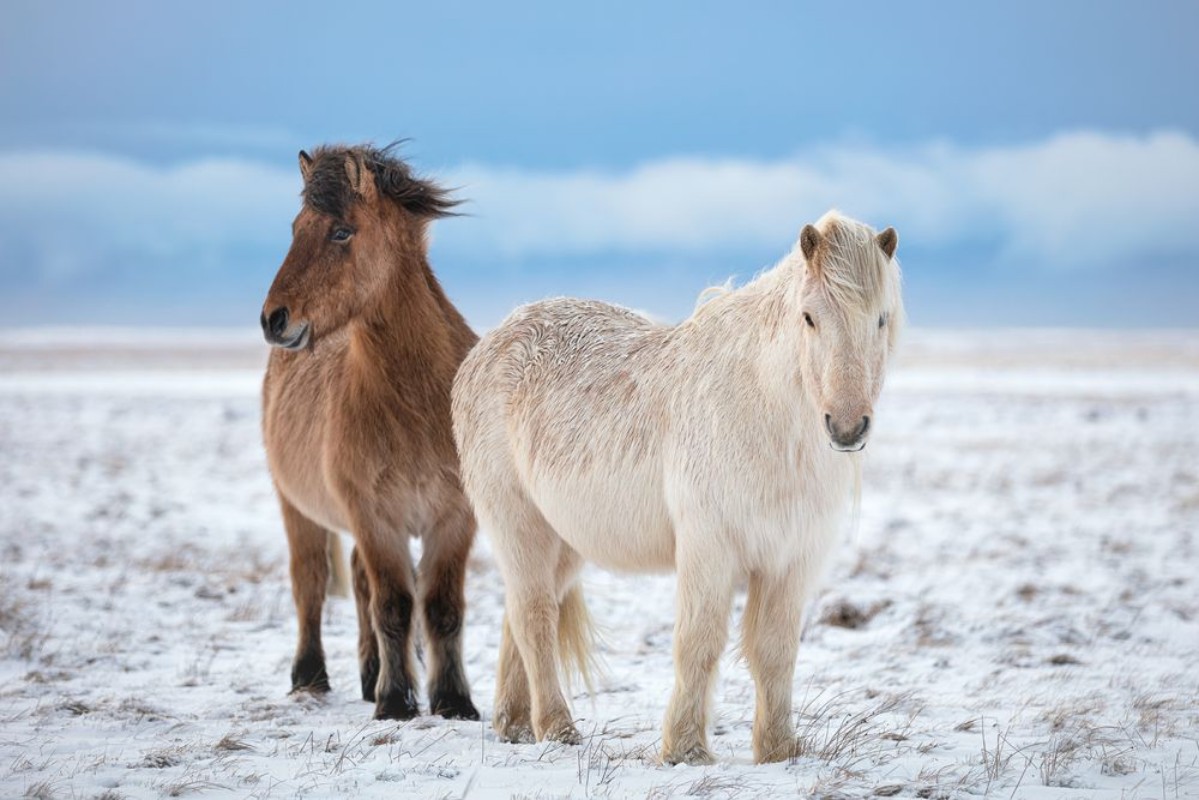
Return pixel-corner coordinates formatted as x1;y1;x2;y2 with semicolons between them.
662;540;736;765
352;521;420;720
279;495;331;694
350;546;380;702
743;567;804;763
417;500;480;720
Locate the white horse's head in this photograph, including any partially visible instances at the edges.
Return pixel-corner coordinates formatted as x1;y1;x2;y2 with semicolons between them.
795;211;904;452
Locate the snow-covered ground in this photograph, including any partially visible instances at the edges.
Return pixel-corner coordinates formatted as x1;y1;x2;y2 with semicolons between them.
1;329;1196;799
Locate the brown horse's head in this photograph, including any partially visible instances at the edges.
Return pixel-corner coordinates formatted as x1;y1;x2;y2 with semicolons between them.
261;144;457;350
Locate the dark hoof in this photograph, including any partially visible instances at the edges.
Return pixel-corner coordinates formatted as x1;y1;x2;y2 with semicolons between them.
290;655;330;695
288;681;330;695
374;690;420;721
290;680;331;696
430;690;480;721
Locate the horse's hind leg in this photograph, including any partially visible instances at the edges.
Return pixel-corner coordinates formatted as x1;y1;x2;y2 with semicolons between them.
350;546;380;702
494;545;583;743
418;500;480;720
494;610;533;742
743;567;804;763
279;495;331;694
489;505;579;743
352;524;420;720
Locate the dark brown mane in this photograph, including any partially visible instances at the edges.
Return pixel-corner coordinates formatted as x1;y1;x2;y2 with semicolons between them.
302;142;459;219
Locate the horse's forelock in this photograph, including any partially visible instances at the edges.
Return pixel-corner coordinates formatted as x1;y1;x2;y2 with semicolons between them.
810;212;897;317
301;148;356;218
300;143;459;219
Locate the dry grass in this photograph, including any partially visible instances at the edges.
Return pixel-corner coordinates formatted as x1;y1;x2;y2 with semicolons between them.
683;774;745;798
22;781;56;800
817;597;892;629
215;733;254;752
792;690;916;769
1040;697;1107;732
978;722;1019;791
645;773;768;800
993;717;1157;794
571;728;661;794
0;572;51;662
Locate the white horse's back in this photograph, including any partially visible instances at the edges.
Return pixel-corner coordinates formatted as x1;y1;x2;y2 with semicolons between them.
454;298;678;572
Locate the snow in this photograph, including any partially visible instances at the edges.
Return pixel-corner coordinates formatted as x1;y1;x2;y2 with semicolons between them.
1;329;1196;799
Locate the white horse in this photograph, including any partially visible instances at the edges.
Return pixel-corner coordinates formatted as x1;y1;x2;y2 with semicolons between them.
452;210;903;764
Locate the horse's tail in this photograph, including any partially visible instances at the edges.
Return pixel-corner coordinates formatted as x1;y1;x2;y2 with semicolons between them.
325;532;350;599
558;583;599;697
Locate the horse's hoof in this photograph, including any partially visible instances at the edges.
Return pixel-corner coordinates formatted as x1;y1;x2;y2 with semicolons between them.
289;676;331;695
290;653;330;695
753;738;798;764
374;691;420;721
542;720;582;745
661;744;716;766
430;691;480;721
494;709;535;743
496;723;535;744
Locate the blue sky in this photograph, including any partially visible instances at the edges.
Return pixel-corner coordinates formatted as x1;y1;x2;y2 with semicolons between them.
1;0;1197;328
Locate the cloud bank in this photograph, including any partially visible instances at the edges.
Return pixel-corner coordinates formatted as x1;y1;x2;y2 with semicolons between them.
1;130;1197;291
0;152;298;284
450;130;1199;269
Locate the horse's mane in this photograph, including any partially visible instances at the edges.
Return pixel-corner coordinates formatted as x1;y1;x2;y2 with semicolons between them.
693;210;899;318
302;142;459;219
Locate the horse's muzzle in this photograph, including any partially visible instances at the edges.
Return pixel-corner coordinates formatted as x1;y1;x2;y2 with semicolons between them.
826;414;870;452
261;307;311;350
275;323;311;351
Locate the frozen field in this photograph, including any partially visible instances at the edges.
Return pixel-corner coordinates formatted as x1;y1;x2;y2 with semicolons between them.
1;329;1197;799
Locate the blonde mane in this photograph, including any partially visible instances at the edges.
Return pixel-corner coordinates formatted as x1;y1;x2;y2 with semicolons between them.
692;210;902;328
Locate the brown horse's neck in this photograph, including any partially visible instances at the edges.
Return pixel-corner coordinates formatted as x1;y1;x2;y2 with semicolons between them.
348;241;476;390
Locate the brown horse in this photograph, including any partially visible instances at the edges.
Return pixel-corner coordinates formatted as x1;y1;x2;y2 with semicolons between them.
260;143;479;721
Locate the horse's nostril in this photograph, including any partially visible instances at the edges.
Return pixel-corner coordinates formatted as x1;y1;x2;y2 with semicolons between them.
267;307;289;338
826;414;871;447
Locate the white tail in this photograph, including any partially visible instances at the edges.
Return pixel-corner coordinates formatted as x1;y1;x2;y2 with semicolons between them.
557;584;598;697
325;532;350;598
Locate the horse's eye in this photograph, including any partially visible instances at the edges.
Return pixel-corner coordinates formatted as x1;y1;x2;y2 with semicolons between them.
878;314;887;329
330;227;353;243
803;312;815;329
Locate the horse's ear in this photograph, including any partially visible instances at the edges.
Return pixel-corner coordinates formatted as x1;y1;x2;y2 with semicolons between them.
800;224;821;262
877;227;898;259
298;150;313;182
344;155;377;201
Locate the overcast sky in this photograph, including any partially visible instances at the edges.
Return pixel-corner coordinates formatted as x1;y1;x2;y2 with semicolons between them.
2;0;1197;328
